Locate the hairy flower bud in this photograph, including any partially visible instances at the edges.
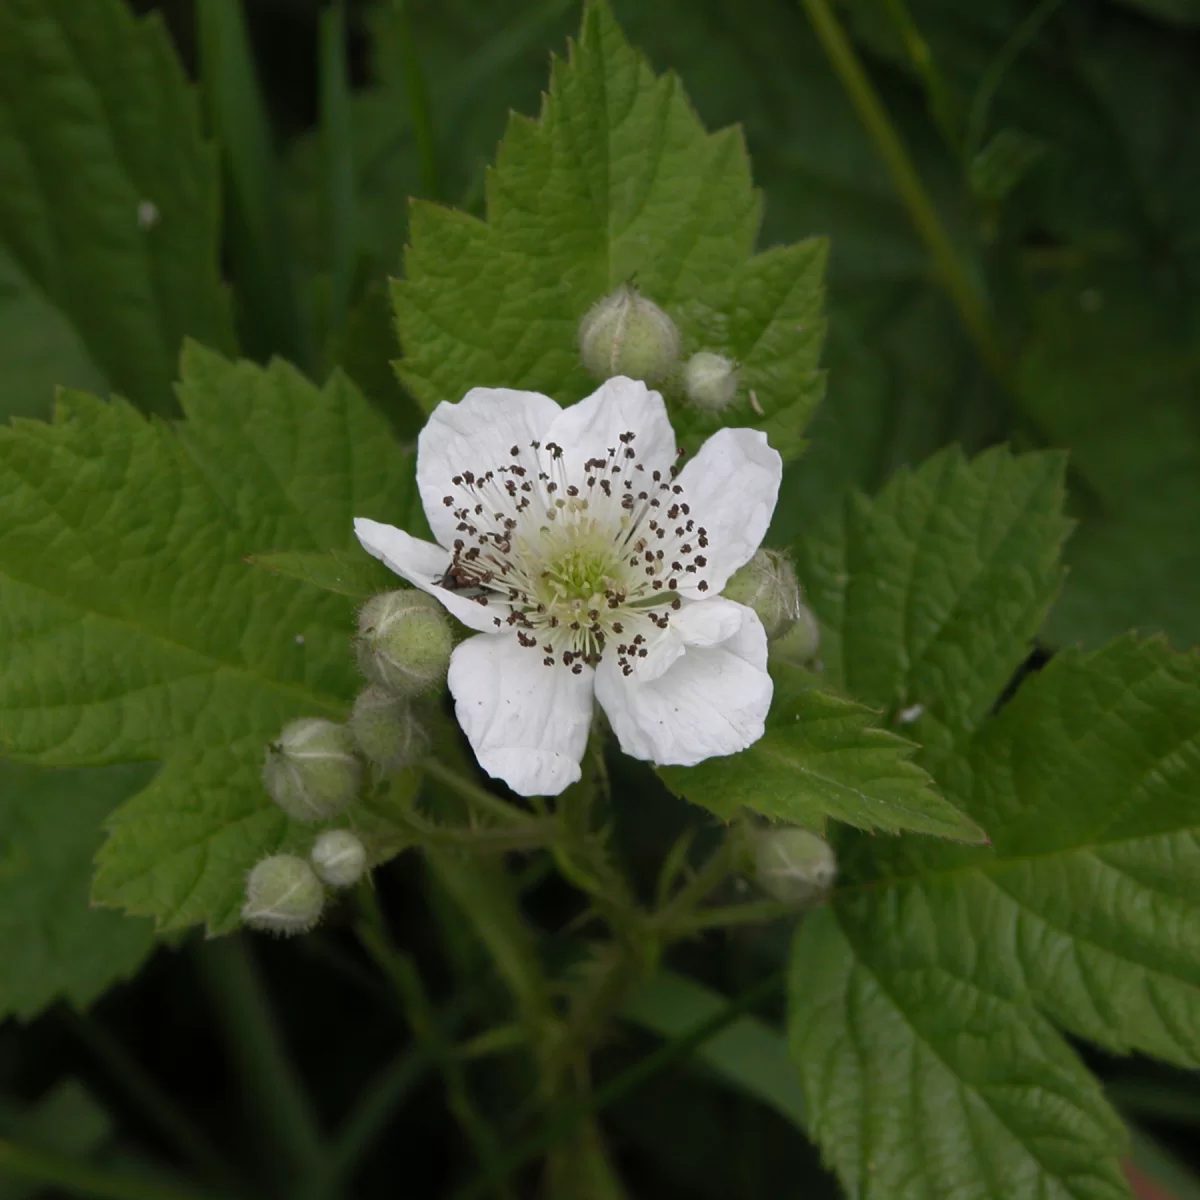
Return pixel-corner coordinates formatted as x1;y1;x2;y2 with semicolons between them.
771;601;821;665
578;285;681;384
755;827;836;906
349;685;430;770
310;829;367;888
263;718;362;821
242;854;326;935
683;351;739;412
357;590;452;697
722;549;801;640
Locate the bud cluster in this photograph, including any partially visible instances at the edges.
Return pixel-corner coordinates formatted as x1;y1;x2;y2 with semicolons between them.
577;287;741;413
244;584;453;936
241;824;371;936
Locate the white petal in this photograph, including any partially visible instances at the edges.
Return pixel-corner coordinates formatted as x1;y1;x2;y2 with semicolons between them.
674;428;782;596
596;606;771;766
634;596;747;683
354;518;510;634
417;387;563;547
447;634;594;797
544;377;676;478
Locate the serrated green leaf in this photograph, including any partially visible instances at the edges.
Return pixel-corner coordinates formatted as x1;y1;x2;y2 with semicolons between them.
0;0;234;417
0;762;156;1020
248;547;404;602
660;664;982;841
790;635;1200;1197
392;1;826;459
794;445;1070;755
790;908;1131;1200
0;345;418;933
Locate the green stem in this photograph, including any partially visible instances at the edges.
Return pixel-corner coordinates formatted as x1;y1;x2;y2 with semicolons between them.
651;837;737;931
453;972;785;1200
421;759;540;826
799;0;1009;383
59;1007;246;1197
391;0;441;201
399;804;556;851
355;887;515;1199
0;1139;215;1200
195;937;325;1193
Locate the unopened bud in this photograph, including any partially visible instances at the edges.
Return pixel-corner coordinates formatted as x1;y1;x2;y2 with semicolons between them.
770;601;820;665
755;828;836;906
311;829;367;888
349;685;430;770
723;549;801;640
579;285;681;384
357;591;452;696
263;718;362;821
683;351;739;412
242;854;325;934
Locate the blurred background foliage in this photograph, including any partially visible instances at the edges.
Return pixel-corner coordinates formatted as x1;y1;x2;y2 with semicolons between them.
2;0;1200;1196
130;0;1200;661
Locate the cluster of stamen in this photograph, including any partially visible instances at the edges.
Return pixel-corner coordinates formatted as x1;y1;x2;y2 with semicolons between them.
437;431;710;676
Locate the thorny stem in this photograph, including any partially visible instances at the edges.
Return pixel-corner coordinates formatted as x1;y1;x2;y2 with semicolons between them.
421;758;540;826
355;884;516;1200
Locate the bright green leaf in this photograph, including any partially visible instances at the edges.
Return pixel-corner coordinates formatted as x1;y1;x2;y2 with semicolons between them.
0;762;156;1020
249;548;405;603
790;907;1131;1200
0;344;418;933
660;664;982;841
392;1;826;459
794;445;1070;755
0;0;234;417
790;635;1200;1197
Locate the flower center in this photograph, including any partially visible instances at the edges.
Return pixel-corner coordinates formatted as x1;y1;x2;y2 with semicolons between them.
436;431;710;675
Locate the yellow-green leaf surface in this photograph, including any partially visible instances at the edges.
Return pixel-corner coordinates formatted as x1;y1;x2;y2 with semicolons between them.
660;665;982;841
794;445;1071;758
0;0;234;420
0;345;418;933
790;637;1200;1197
392;1;826;460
